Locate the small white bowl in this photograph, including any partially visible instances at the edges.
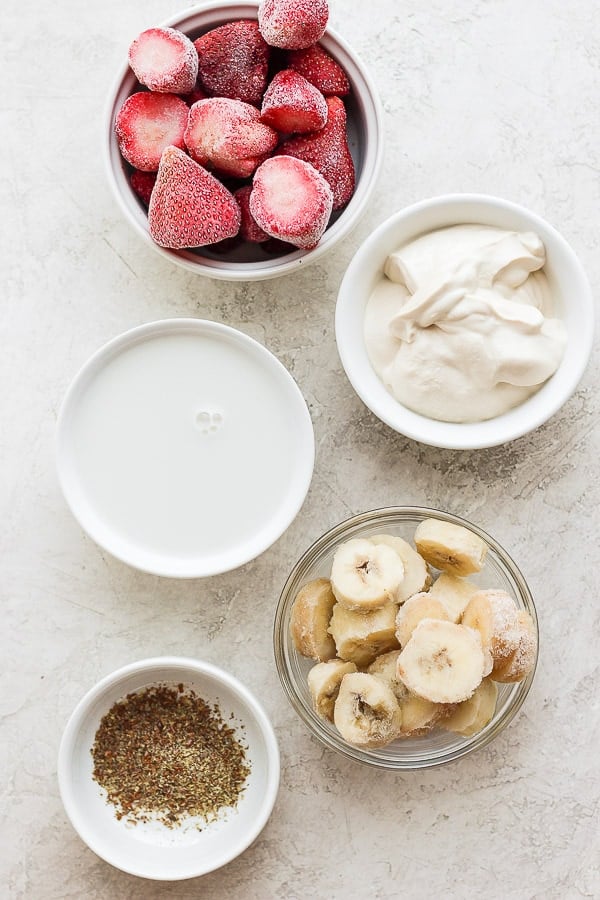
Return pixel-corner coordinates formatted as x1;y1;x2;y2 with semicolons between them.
335;194;594;449
56;318;315;578
58;658;280;880
104;1;383;281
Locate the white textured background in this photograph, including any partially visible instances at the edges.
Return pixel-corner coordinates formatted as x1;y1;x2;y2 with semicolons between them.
2;0;599;897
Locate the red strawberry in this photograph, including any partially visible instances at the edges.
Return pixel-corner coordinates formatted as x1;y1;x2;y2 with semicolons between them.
185;97;278;178
115;92;189;172
260;69;327;134
258;0;329;50
249;155;333;249
148;146;241;248
275;96;355;209
180;84;209;105
194;21;270;107
234;185;270;242
128;27;198;94
129;169;157;206
287;43;350;96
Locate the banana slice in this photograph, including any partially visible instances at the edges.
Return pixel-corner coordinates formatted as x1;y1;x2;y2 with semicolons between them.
307;659;358;721
367;650;408;702
492;611;537;683
441;677;498;736
330;538;405;611
462;589;520;669
397;619;486;704
414;519;487;576
328;602;399;668
290;578;337;661
333;672;402;749
395;591;450;648
399;693;450;736
428;573;479;623
368;534;432;602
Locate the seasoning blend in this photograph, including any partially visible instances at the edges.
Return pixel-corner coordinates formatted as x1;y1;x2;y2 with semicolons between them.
92;684;251;829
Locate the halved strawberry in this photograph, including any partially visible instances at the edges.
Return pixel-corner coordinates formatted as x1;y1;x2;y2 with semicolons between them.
249;155;333;249
148;146;241;248
287;43;350;96
185;97;278;178
129;169;157;206
258;0;329;50
260;69;327;134
275;96;355;209
115;92;189;172
194;21;270;107
234;185;270;242
128;27;198;94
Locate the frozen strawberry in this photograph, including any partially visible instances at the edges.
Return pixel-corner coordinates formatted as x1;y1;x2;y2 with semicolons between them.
115;91;189;172
194;21;270;107
249;155;333;249
234;185;270;242
258;0;329;50
287;43;350;96
275;96;355;209
148;146;241;248
260;69;327;134
128;27;198;94
180;83;209;105
185;97;278;178
129;169;157;206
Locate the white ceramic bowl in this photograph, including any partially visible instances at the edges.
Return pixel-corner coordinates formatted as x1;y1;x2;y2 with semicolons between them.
104;1;383;281
56;318;315;577
335;194;594;449
58;657;280;880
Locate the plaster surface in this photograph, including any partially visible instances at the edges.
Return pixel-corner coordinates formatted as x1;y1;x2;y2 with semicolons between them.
2;0;599;897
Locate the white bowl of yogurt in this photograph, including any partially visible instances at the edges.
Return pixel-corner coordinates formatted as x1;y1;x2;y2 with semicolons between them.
56;319;315;577
335;194;593;449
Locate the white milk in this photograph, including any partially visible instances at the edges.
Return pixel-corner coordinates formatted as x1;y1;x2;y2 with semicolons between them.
63;326;313;571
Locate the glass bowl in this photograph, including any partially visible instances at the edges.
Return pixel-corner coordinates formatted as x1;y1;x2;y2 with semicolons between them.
273;507;538;769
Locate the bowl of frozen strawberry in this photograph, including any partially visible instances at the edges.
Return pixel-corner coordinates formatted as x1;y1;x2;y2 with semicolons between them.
105;0;383;281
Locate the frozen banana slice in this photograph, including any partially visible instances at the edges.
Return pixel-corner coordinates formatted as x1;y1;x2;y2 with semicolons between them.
328;602;399;668
397;619;486;704
414;519;487;576
399;693;450;736
330;538;405;611
395;591;450;648
290;578;337;661
308;659;358;721
441;677;498;737
428;573;479;623
334;672;402;749
462;589;520;671
367;650;408;702
492;611;537;683
368;534;432;602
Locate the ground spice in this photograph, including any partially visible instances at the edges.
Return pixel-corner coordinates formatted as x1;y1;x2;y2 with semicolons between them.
91;684;251;829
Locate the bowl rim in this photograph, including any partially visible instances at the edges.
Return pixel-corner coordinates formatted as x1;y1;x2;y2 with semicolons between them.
55;317;315;578
335;192;595;449
273;505;539;770
103;0;384;281
58;656;281;880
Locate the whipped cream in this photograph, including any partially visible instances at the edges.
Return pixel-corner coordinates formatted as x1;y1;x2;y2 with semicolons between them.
364;225;567;423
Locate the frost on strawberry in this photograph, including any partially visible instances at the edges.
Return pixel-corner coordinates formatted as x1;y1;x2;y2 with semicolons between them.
115;92;189;172
260;69;327;134
249;155;333;249
276;96;355;209
258;0;329;50
185;97;278;178
194;21;270;107
128;27;198;94
148;146;241;248
287;43;350;96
